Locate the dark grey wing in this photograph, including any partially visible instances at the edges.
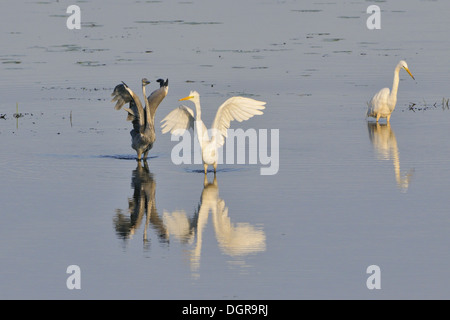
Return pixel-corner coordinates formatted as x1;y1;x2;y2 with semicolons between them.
111;82;145;132
147;79;168;119
111;83;132;110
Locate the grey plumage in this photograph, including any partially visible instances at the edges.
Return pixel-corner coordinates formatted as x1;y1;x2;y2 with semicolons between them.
111;78;168;160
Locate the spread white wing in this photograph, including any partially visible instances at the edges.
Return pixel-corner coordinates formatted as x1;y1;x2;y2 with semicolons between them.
160;105;195;135
211;96;266;146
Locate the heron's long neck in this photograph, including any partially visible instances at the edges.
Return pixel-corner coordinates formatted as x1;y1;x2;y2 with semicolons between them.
193;99;202;122
390;66;401;103
193;99;206;148
142;86;152;127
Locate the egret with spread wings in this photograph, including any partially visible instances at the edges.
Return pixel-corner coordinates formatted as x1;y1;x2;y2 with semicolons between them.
161;91;266;174
111;78;168;160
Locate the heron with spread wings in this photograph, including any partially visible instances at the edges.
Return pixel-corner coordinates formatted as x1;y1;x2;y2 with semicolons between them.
161;91;266;174
111;78;168;160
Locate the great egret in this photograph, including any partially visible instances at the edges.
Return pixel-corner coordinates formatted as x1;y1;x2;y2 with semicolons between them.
367;122;414;192
160;91;266;173
163;175;266;273
111;78;168;160
367;60;415;122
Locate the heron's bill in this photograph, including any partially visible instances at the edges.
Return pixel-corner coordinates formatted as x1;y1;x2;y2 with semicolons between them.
179;96;194;101
405;68;415;80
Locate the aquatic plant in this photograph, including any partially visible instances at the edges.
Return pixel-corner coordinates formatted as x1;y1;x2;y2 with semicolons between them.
407;98;450;112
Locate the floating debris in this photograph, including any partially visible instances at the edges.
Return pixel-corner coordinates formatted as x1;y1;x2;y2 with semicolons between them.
76;61;106;67
14;102;23;118
81;22;102;28
291;9;322;13
443;98;449;110
407;98;450;112
2;60;21;64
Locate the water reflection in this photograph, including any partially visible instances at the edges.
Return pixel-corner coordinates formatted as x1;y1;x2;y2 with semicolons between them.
367;122;414;192
113;161;168;249
113;164;265;274
163;175;266;275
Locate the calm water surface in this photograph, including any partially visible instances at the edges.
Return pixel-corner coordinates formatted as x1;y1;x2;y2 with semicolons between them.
0;0;449;299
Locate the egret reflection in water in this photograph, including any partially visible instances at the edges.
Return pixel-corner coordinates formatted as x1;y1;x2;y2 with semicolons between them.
113;161;168;248
367;122;414;192
163;175;266;273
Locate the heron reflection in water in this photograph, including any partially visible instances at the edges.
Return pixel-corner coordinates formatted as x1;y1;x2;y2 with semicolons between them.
367;122;414;192
113;161;168;248
163;176;266;274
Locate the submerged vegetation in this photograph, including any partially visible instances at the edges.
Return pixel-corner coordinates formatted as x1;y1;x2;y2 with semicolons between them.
407;97;449;112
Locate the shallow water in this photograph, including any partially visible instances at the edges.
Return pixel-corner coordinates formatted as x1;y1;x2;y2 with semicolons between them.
1;0;450;299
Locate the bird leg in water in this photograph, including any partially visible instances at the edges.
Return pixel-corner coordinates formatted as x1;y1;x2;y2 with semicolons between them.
204;163;208;174
213;163;217;173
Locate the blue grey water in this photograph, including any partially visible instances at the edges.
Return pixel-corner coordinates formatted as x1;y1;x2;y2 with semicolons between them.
0;0;449;299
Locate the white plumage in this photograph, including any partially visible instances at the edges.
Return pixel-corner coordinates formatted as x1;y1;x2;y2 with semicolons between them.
161;91;266;173
367;60;415;123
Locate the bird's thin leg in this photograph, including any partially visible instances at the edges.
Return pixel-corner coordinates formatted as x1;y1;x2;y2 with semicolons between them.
386;114;391;123
204;163;208;174
376;114;380;122
142;159;149;170
137;152;142;161
143;150;149;160
213;163;217;174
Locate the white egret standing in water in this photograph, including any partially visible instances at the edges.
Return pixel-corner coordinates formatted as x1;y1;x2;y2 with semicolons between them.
367;60;415;122
111;78;168;160
160;91;266;174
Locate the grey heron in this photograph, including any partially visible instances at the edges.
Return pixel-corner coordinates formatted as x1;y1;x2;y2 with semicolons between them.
112;78;168;160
